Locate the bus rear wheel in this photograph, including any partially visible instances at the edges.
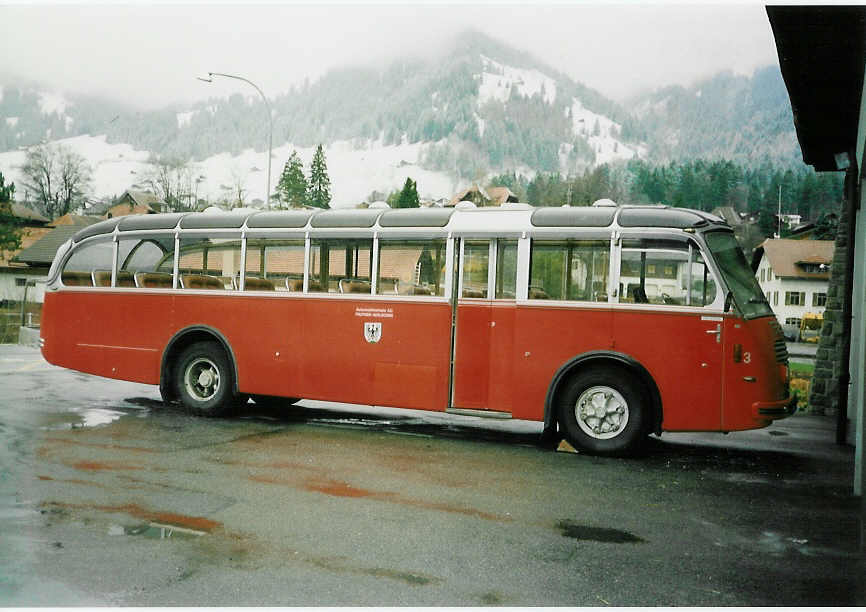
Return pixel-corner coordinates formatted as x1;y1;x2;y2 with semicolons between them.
175;341;236;417
557;367;647;456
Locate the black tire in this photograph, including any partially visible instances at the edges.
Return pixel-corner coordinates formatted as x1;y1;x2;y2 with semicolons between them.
174;341;237;417
557;366;647;456
251;394;301;408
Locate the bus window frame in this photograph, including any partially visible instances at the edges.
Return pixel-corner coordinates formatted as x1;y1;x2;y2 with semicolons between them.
376;237;449;298
524;230;616;305
59;234;117;289
176;231;244;291
614;233;724;310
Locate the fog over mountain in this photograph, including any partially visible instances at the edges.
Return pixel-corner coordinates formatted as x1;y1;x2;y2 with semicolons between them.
0;30;801;206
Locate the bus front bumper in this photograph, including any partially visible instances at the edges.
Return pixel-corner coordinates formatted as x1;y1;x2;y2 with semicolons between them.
753;394;798;419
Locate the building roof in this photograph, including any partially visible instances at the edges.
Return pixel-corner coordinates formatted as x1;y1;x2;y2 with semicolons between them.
48;213;103;228
12;225;82;267
767;6;866;171
447;185;520;207
10;203;50;225
119;190;163;208
754;238;835;280
0;225;52;269
448;184;490;207
486;186;519;206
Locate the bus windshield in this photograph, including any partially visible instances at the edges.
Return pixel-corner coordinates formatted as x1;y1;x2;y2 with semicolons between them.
704;231;773;319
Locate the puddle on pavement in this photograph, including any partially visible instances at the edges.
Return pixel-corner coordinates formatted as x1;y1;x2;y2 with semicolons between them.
108;522;207;540
557;520;645;543
40;408;127;431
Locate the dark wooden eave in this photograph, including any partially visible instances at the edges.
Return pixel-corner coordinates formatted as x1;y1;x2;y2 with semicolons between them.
767;6;866;171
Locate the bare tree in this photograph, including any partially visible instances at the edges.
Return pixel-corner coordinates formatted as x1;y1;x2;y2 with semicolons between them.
229;164;247;209
144;156;195;212
19;143;92;220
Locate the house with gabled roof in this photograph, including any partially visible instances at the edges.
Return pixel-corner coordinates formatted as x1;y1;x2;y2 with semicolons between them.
753;238;834;337
0;204;52;305
447;185;519;207
89;190;164;219
1;212;102;305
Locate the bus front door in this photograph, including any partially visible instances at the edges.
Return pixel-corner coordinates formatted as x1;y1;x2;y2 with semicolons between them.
450;240;516;416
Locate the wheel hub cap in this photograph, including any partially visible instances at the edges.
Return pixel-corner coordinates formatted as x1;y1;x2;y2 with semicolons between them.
575;386;629;439
184;357;220;402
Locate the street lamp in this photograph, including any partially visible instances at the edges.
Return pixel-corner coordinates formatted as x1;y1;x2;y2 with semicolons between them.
197;72;273;209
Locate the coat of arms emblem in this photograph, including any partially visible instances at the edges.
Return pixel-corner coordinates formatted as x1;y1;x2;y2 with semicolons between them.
364;321;382;343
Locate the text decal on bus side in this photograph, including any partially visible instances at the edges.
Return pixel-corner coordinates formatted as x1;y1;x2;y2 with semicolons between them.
364;322;382;344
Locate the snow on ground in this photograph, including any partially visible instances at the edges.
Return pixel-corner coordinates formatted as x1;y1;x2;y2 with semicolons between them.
176;111;196;129
569;98;645;165
198;139;458;207
0;135;458;208
477;55;557;106
38;92;69;116
0;135;153;199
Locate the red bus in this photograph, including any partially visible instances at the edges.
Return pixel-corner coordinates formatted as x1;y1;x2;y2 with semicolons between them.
40;202;796;455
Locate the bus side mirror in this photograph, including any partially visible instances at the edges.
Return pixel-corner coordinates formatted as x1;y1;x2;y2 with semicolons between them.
724;291;734;313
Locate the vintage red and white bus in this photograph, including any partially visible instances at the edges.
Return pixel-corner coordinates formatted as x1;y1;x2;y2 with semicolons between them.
40;202;795;455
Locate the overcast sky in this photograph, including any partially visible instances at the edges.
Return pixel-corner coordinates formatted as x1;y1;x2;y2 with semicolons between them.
1;2;780;109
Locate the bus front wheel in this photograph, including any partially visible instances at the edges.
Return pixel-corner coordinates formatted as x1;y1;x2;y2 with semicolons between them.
175;341;236;417
557;367;647;455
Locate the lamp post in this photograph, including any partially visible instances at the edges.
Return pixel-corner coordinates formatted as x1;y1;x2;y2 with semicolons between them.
198;72;273;209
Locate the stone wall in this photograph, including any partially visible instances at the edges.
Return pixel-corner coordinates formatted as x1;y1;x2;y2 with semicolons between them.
809;204;850;415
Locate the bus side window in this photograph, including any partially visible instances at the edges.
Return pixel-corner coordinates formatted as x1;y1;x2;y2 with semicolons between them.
61;238;114;287
689;251;718;306
177;237;242;291
461;241;489;298
494;240;518;299
309;239;373;294
117;237;172;288
378;240;446;296
247;239;305;291
529;240;609;302
619;241;716;307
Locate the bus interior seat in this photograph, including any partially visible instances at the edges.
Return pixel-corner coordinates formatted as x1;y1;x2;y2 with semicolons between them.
135;272;174;289
116;271;136;287
92;269;136;287
243;276;275;291
61;271;94;287
91;269;112;287
286;278;322;292
339;278;371;294
462;287;486;298
410;285;432;295
180;274;224;290
379;278;399;294
528;287;549;300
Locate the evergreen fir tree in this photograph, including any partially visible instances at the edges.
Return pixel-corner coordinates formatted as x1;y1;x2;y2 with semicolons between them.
307;145;332;209
0;171;22;254
395;177;420;208
277;151;308;208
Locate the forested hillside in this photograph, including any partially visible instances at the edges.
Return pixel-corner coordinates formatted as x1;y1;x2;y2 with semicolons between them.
1;28;840;218
1;30;803;172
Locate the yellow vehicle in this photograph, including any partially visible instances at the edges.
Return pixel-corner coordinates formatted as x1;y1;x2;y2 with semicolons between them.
799;313;823;343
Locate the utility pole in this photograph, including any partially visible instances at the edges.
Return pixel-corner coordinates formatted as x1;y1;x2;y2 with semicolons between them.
775;184;782;238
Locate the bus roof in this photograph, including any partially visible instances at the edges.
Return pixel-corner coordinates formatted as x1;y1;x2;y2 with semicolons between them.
71;204;729;243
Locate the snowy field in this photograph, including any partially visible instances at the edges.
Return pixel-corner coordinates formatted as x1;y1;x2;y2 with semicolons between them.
0;134;459;209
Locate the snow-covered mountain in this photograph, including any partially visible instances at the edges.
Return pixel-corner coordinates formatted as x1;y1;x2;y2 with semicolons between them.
0;30;800;208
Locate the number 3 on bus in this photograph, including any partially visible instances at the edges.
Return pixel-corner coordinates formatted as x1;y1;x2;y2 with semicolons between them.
40;201;796;456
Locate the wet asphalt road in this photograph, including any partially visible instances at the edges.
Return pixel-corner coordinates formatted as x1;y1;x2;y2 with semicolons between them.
0;344;863;606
